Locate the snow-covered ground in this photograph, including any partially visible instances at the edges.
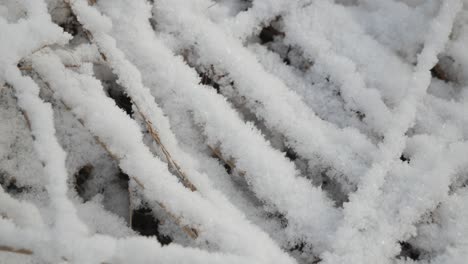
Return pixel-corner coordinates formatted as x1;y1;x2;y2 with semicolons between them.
0;0;467;263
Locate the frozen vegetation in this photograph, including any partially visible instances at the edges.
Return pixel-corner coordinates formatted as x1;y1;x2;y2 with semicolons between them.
0;0;467;263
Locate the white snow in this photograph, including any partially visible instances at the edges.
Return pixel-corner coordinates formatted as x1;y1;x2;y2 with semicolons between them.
1;0;468;263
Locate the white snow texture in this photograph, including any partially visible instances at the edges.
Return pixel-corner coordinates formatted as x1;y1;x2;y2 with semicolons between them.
0;0;467;263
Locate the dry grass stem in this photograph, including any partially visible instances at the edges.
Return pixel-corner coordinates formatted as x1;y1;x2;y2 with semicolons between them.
208;145;246;176
0;245;33;255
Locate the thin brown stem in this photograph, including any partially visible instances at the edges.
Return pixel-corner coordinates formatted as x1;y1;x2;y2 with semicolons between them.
208;145;245;177
135;107;197;192
0;245;33;255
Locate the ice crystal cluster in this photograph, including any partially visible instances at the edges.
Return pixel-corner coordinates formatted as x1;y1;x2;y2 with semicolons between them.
0;0;467;263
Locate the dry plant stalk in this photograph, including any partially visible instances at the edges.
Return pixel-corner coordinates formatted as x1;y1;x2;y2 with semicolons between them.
0;245;108;264
135;107;197;192
208;145;245;176
208;145;236;170
3;84;32;130
0;245;33;255
19;65;80;71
